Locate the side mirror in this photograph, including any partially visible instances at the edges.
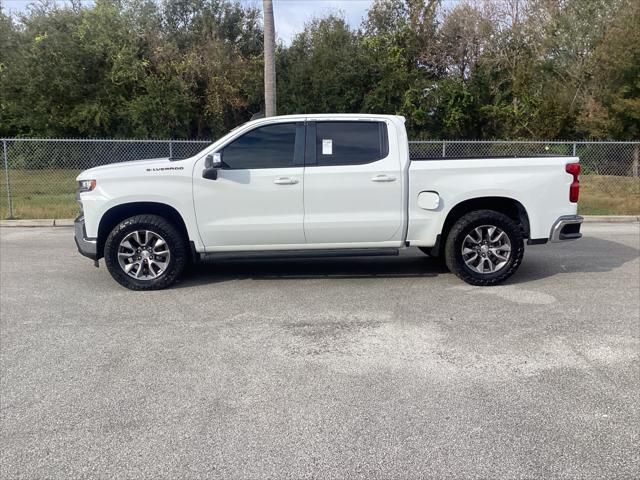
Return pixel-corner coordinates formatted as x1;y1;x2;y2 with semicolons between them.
203;153;222;180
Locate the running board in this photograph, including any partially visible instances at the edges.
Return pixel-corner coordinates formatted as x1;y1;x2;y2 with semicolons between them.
199;248;400;262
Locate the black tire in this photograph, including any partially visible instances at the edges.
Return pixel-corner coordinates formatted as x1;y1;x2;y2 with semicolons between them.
444;209;524;286
104;214;187;290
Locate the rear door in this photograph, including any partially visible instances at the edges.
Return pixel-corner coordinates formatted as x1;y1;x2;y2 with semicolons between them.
193;121;306;249
303;120;403;245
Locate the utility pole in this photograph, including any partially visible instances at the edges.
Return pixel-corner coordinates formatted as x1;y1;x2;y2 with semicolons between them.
263;0;276;117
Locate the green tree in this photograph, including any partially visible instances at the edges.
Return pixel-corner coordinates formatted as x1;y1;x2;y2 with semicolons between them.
1;0;638;140
360;0;440;138
277;16;370;114
577;0;640;139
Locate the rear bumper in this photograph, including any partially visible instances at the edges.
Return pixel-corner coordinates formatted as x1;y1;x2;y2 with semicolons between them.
74;215;98;260
550;215;583;242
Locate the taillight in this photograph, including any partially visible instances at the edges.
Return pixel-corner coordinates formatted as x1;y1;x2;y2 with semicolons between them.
566;163;580;203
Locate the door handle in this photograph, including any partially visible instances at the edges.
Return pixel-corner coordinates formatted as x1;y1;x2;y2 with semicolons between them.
371;174;396;182
273;177;299;185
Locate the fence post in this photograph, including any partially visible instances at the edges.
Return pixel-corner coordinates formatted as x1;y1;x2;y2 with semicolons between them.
633;143;639;178
572;143;576;157
169;140;173;159
3;140;14;219
442;141;446;158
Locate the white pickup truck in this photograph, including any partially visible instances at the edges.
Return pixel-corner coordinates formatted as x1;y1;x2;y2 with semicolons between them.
75;114;583;290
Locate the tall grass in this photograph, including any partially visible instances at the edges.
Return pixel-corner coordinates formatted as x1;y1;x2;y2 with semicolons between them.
0;169;80;219
579;175;640;215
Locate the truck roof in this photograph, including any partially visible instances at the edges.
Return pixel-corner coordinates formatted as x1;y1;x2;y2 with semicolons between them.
251;113;405;122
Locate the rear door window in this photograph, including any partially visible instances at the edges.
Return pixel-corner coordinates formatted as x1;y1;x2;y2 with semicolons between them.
313;122;389;166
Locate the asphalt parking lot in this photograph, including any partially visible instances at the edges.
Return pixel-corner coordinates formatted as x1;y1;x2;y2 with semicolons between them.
1;223;639;479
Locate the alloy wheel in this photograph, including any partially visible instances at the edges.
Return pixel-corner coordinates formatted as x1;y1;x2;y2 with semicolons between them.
461;225;512;274
117;230;171;280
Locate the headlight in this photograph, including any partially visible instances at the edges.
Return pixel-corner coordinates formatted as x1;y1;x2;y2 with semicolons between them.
78;179;96;192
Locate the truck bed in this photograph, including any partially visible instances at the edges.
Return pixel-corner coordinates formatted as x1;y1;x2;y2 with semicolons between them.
405;156;579;247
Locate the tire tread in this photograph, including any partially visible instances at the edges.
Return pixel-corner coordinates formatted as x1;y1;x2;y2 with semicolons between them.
104;214;187;290
444;209;524;286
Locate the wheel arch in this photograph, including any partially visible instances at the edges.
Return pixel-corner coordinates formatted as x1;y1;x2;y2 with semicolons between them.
433;197;530;256
97;202;190;260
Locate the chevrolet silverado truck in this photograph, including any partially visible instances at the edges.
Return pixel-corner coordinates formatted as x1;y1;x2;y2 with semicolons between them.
75;114;583;290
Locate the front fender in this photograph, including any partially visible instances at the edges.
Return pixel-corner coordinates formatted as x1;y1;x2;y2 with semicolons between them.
80;173;203;250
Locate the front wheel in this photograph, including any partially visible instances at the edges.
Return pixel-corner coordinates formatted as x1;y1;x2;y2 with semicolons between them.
104;215;187;290
444;210;524;286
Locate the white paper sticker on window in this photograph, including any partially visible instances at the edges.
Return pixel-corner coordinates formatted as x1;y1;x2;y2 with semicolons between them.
322;139;333;155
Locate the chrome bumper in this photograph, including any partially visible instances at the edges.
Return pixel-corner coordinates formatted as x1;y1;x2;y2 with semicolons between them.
74;215;98;260
550;215;583;243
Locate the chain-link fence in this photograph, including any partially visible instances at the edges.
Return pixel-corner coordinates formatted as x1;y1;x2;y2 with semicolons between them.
409;141;640;177
0;139;210;220
1;139;638;219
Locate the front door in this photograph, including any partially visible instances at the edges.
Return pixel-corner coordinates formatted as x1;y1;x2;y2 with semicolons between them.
193;122;306;250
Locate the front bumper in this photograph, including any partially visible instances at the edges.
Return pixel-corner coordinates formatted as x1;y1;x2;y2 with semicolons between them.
74;215;98;260
550;215;583;242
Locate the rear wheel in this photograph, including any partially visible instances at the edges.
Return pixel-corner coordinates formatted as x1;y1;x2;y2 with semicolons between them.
444;209;524;286
104;215;187;290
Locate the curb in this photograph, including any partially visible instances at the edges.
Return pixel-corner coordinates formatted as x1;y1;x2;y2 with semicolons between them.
1;215;639;228
581;215;640;223
0;219;74;227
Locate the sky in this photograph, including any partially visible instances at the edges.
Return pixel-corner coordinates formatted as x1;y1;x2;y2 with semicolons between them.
0;0;460;41
2;0;376;45
243;0;375;45
2;0;463;45
246;0;463;44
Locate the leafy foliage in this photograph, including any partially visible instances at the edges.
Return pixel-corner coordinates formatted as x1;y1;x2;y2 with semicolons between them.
0;0;637;139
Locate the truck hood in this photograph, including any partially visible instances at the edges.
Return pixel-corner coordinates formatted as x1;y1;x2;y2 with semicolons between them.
76;157;178;180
